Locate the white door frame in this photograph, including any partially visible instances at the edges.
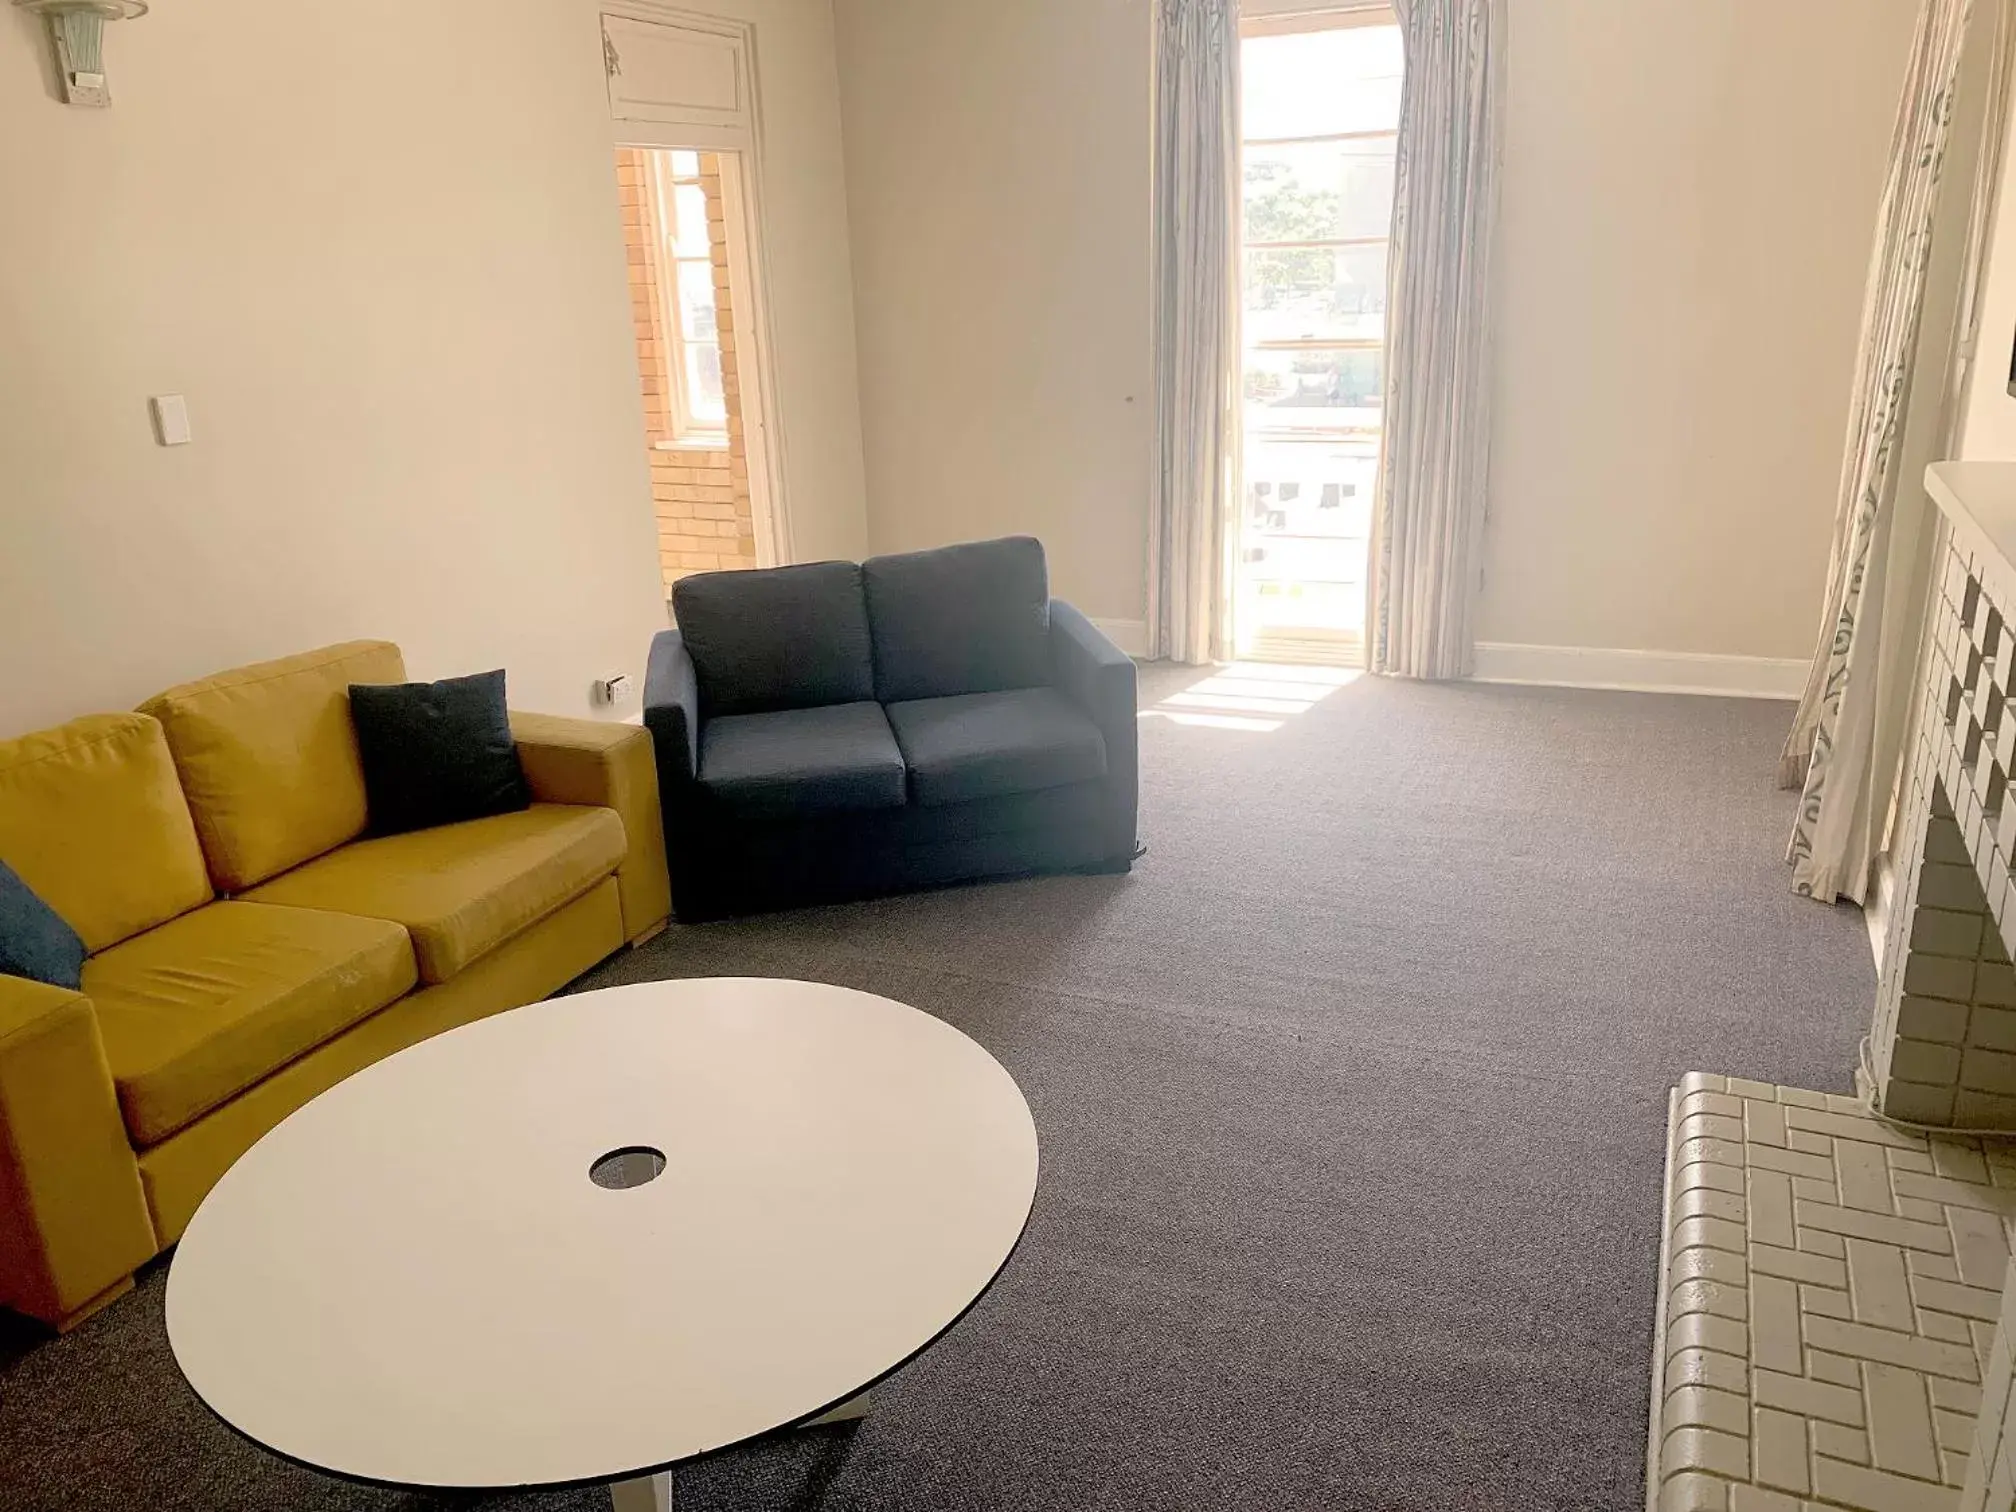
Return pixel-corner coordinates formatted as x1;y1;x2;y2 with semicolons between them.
601;4;793;567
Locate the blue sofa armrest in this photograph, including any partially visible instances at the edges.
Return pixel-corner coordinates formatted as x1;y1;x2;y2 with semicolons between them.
1050;601;1133;718
644;629;701;785
1049;601;1138;859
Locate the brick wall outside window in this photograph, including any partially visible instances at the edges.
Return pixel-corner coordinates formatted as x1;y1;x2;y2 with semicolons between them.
615;148;758;596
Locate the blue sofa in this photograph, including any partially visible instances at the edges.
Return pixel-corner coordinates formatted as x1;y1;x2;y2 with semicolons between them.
643;536;1138;920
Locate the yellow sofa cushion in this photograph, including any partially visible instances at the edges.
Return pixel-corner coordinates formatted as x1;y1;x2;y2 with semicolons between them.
86;900;416;1147
136;879;625;1250
0;715;212;953
243;804;626;984
139;641;407;892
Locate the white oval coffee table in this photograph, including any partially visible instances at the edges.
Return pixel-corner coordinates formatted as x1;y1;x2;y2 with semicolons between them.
165;977;1039;1508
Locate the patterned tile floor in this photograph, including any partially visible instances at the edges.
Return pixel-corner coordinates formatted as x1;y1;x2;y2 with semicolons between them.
1651;1074;2016;1511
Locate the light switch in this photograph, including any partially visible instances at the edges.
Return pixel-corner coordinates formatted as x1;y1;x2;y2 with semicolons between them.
150;395;192;446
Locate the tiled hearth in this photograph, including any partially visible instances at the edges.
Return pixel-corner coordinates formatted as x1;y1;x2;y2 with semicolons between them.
1647;466;2016;1512
1651;1076;2016;1509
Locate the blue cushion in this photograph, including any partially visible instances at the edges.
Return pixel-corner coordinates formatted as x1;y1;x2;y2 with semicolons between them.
699;702;907;818
885;688;1106;808
862;537;1052;703
0;859;86;990
674;561;875;716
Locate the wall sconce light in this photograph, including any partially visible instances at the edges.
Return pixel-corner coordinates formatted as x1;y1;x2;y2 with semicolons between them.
15;0;148;109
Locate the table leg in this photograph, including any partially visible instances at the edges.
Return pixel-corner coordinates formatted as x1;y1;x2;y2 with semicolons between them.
802;1391;871;1427
605;1393;867;1509
610;1471;673;1512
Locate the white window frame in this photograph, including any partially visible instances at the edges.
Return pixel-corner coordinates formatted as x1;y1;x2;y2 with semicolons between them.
648;151;729;447
1240;3;1397;39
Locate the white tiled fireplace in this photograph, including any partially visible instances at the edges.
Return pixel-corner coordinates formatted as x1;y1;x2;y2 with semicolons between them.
1647;463;2016;1512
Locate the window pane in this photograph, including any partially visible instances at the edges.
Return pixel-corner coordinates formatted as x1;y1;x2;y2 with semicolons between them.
1245;243;1387;344
1245;441;1377;540
1244;139;1396;245
671;184;711;259
1243;529;1370;582
1243;347;1385;436
1241;431;1375;633
1242;25;1403;140
670;149;702;178
686;341;726;427
676;260;719;342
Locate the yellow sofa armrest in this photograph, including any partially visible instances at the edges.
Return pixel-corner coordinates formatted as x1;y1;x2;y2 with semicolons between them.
0;975;155;1328
510;713;672;945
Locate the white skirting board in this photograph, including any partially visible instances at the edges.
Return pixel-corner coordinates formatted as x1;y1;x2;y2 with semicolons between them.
1864;852;1895;974
1107;625;1807;698
1089;618;1149;658
1470;642;1807;700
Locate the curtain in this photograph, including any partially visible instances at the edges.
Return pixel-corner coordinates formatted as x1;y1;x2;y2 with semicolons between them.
1148;0;1241;665
1367;0;1504;680
1782;0;1995;904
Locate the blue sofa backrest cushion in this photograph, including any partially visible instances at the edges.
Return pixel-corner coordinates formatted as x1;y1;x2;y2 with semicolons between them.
673;561;876;716
863;536;1052;703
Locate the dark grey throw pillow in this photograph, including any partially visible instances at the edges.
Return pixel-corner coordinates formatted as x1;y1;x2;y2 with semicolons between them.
0;859;86;990
348;670;531;837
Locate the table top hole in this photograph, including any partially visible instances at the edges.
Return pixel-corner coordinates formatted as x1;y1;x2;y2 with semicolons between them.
589;1146;667;1190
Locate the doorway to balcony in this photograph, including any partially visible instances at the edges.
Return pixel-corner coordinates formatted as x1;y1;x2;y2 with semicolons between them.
1236;7;1403;666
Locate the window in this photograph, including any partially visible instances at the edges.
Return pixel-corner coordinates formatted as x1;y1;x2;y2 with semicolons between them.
651;150;728;442
1236;9;1403;653
1241;16;1401;439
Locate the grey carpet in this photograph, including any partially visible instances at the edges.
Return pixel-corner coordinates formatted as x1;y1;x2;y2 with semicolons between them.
0;667;1873;1511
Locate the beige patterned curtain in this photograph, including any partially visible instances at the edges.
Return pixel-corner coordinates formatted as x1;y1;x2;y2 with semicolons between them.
1782;0;1996;904
1148;0;1241;665
1368;0;1504;679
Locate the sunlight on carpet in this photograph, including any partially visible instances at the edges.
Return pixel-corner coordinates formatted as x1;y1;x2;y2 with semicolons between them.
1138;662;1361;732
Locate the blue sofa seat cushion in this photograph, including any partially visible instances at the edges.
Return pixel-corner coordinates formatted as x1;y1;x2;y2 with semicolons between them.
698;702;907;818
886;688;1107;809
863;537;1051;703
674;561;876;716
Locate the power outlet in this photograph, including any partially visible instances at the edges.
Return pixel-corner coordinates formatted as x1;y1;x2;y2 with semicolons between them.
594;673;633;708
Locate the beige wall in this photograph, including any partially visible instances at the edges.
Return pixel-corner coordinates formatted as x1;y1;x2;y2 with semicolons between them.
834;0;1914;662
0;0;664;731
0;0;865;735
1961;83;2016;462
833;0;1154;627
1479;0;1915;662
0;0;1917;720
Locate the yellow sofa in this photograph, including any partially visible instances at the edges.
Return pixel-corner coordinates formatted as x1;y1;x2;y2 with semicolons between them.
0;642;671;1330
